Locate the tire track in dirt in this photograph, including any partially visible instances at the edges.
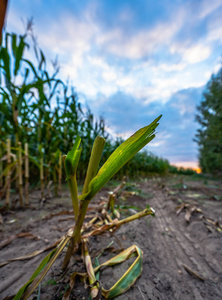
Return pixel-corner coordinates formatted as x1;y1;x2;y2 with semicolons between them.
153;192;204;300
150;189;222;300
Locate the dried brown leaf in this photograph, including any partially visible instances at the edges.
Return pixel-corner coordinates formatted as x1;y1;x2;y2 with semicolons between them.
185;206;196;223
43;210;73;220
183;264;205;281
0;232;40;249
176;203;186;215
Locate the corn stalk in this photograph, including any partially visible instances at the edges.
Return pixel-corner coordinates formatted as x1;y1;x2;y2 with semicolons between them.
6;138;11;207
0;141;3;190
18;142;23;207
58;150;62;195
39;145;44;200
25;143;29;205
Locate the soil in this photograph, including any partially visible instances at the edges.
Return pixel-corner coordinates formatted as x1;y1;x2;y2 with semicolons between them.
0;174;222;300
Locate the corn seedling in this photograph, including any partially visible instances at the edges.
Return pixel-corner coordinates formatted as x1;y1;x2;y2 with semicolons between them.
14;115;161;299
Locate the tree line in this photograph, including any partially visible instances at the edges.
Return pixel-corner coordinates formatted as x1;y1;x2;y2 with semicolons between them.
195;66;222;176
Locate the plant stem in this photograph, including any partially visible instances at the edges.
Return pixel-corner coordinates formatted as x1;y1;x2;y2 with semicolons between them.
68;175;79;220
25;143;29;205
82;136;105;195
40;156;44;200
6;138;11;207
0;141;2;190
62;136;105;271
58;151;62;195
18;142;23;207
13;93;19;191
53;168;58;197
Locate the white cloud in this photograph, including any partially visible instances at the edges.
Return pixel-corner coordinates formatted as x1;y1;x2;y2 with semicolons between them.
102;70;117;82
87;56;108;69
117;76;133;87
170;43;211;64
183;44;211;64
34;12;99;81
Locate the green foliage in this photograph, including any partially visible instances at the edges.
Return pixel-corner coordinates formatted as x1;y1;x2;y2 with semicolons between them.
0;28;109;187
195;67;222;175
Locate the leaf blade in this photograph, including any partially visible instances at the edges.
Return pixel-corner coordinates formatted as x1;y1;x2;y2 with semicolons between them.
82;115;161;200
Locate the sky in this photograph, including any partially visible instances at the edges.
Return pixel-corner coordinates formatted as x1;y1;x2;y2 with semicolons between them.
5;0;222;170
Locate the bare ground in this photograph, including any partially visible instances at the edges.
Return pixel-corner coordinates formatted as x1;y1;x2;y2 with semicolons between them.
0;174;222;299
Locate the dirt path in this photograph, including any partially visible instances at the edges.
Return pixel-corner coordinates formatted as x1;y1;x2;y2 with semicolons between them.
0;175;222;299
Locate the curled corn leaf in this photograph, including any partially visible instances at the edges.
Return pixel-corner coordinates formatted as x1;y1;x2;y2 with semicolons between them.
95;245;143;299
81;115;161;201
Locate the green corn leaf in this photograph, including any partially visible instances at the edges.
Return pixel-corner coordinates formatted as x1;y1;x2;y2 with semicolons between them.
65;135;82;180
22;58;38;78
38;49;46;70
13;235;70;300
11;33;17;58
14;36;27;76
13;248;57;300
81;115;162;201
0;47;11;81
23;68;30;85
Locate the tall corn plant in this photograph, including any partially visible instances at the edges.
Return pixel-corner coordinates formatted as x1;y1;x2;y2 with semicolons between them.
0;27;64;191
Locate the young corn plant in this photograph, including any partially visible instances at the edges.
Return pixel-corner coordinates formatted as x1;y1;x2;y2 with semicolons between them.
14;115;161;299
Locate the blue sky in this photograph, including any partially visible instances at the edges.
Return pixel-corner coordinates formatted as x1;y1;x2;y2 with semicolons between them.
5;0;222;169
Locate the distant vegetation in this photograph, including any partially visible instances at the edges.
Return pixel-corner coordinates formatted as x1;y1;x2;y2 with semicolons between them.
168;165;197;176
195;66;222;176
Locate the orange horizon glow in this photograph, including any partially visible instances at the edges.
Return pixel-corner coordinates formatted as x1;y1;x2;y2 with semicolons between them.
173;162;201;173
